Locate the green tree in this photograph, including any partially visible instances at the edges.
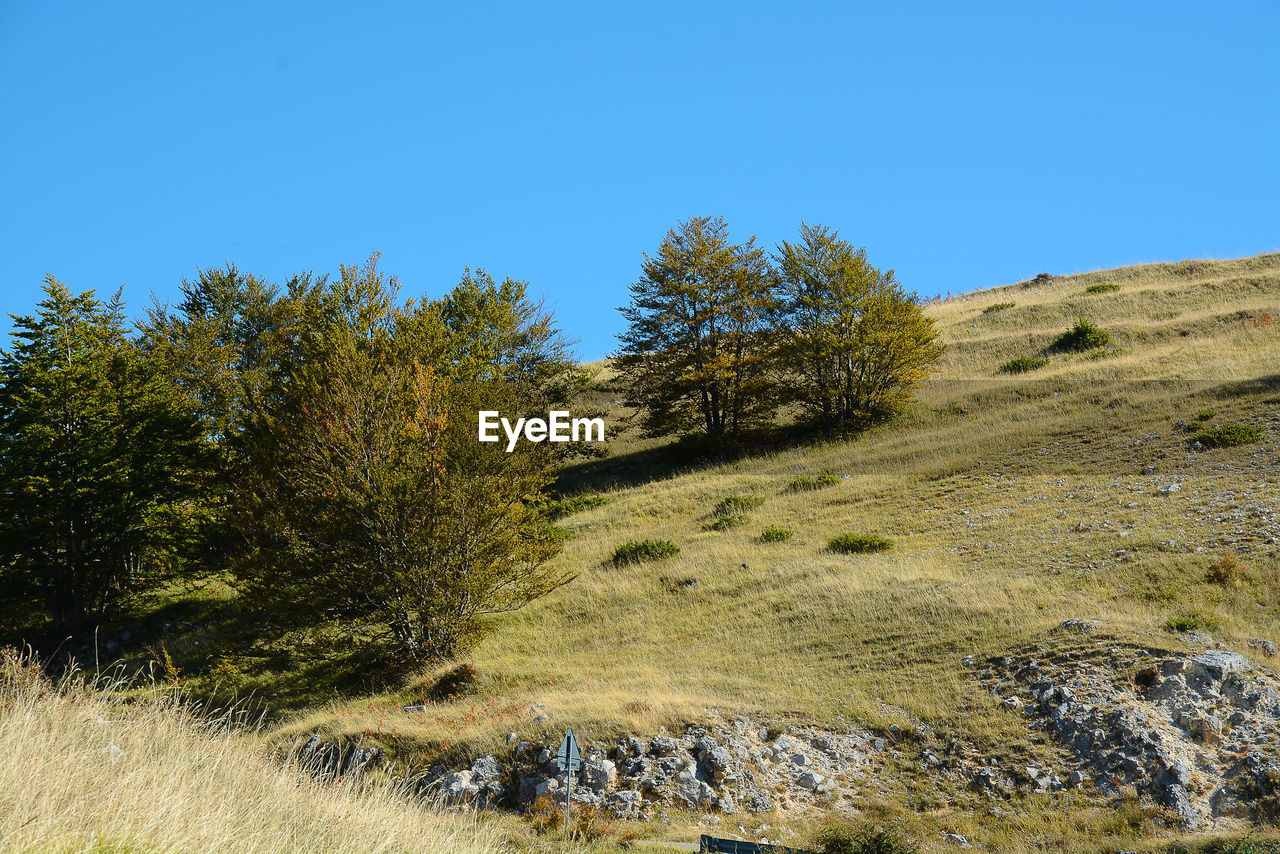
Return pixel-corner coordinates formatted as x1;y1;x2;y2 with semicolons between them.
137;264;316;571
776;223;943;427
615;216;779;440
0;278;205;633
434;267;588;417
140;264;307;447
232;257;574;664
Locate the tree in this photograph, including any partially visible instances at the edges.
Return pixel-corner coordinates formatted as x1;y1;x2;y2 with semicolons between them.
434;267;589;419
0;278;205;634
231;256;574;664
776;223;943;427
615;216;779;440
139;263;306;448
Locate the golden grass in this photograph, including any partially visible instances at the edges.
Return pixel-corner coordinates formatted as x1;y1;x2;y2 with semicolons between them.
0;648;502;854
201;253;1280;852
285;253;1280;770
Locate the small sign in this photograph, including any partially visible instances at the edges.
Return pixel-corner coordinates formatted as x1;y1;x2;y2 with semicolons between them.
555;728;581;772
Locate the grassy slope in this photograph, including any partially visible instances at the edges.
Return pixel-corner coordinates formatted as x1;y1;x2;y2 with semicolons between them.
288;254;1280;755
0;650;501;854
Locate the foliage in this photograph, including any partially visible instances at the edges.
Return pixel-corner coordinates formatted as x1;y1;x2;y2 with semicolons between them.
704;514;747;531
612;539;679;564
1167;610;1219;633
1085;283;1121;294
776;223;944;427
1194;835;1280;854
426;663;480;701
1195;409;1218;421
1195;423;1263;448
1052;318;1111;352
535;494;611;520
787;474;840;492
1000;355;1050;374
139;264;312;577
524;795;563;834
813;819;920;854
759;526;794;542
1205;553;1251;586
829;533;894;554
615;216;779;440
230;256;575;664
713;494;765;516
982;301;1015;314
0;278;206;633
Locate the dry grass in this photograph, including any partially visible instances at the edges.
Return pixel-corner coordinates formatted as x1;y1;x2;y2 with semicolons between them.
172;253;1280;852
287;254;1280;772
0;648;502;854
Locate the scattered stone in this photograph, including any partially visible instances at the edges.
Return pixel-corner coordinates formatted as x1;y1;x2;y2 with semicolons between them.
797;771;824;791
470;755;501;782
1157;483;1182;495
1188;650;1250;680
582;757;617;790
1249;639;1278;657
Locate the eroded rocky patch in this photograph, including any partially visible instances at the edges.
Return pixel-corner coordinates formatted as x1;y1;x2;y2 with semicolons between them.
424;711;887;819
980;626;1280;829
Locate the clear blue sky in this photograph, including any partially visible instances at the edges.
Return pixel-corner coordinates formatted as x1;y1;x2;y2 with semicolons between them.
2;2;1277;360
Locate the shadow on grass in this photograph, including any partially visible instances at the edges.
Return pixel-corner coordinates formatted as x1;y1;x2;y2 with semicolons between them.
1;582;413;719
553;420;866;495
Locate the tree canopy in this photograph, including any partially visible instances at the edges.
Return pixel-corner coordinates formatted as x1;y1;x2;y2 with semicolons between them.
776;222;944;426
615;216;779;440
0;278;206;633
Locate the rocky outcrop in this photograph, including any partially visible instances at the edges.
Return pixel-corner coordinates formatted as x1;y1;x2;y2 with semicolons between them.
981;638;1280;829
424;713;878;819
298;733;383;781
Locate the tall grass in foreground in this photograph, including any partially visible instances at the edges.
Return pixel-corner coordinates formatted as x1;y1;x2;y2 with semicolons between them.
0;648;500;854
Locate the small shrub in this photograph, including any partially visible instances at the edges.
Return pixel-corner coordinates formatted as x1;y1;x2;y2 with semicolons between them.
612;539;679;564
787;474;840;492
1052;318;1111;352
765;722;787;741
1195;409;1218;421
1167;610;1219;633
1206;552;1251;585
1000;356;1049;374
525;795;563;834
537;493;611;519
1085;283;1121;294
704;514;747;532
427;662;479;701
759;526;794;543
982;301;1015;314
541;524;572;543
1209;835;1280;854
829;533;894;554
567;803;627;842
813;819;920;854
1195;424;1264;448
714;494;765;516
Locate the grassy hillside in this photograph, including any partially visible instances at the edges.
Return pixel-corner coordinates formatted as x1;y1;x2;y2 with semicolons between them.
0;649;501;854
282;254;1279;756
111;252;1278;852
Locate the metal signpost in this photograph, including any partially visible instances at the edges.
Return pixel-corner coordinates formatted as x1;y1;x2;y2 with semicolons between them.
555;728;582;828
